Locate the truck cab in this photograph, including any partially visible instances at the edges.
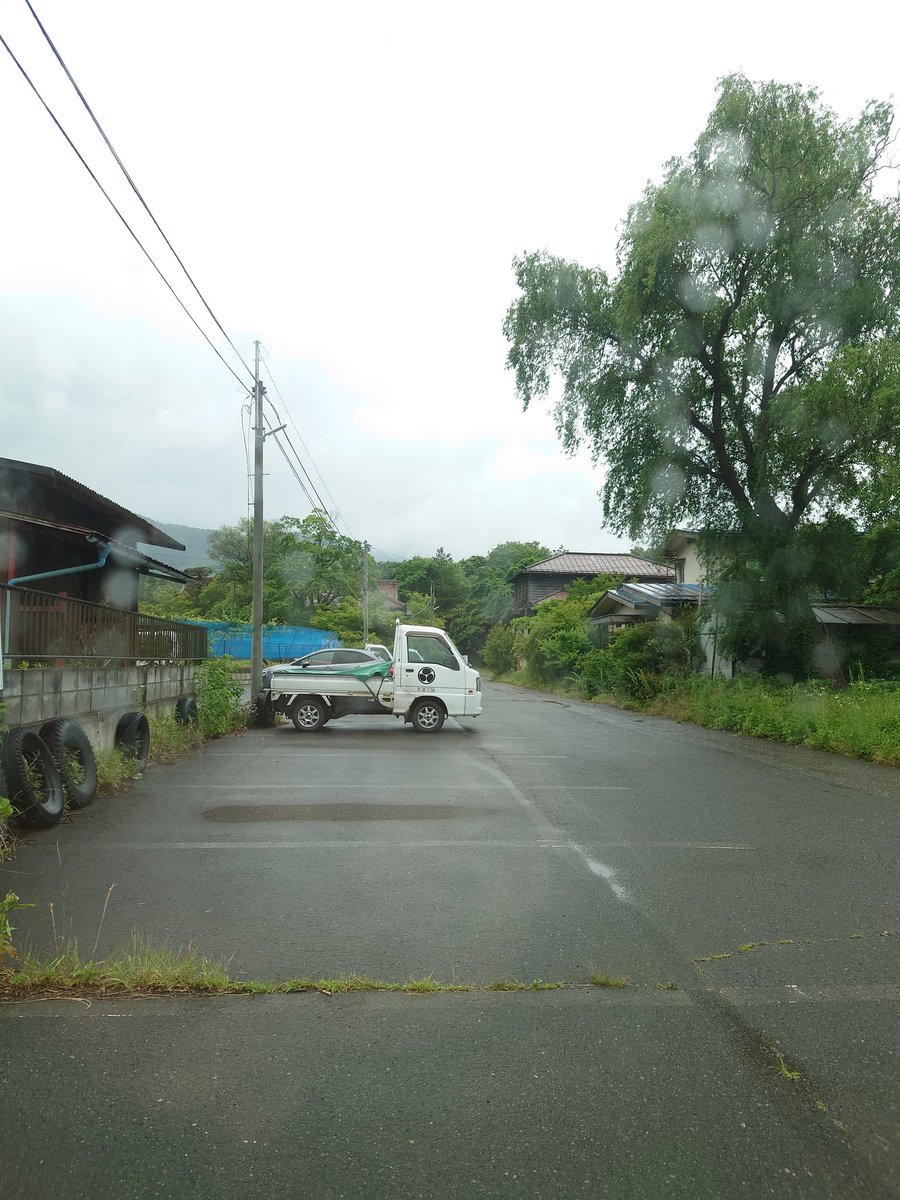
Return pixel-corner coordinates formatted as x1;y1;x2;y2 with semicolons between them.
391;624;481;730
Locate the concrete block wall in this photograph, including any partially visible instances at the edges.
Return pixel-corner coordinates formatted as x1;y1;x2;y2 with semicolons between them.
0;664;197;749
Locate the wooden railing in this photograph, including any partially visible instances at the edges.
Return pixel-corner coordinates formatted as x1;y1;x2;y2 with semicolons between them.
0;584;207;663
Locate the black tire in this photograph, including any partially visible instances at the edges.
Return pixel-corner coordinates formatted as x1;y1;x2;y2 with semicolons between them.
290;697;328;732
0;759;10;840
174;697;199;727
410;699;446;733
39;718;98;809
114;711;151;771
2;727;66;828
256;690;276;728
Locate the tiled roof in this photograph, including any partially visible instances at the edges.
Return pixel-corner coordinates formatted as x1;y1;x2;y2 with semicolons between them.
514;552;672;579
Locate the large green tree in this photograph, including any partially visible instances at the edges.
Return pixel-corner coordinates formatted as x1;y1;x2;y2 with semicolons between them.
141;511;371;627
504;76;900;543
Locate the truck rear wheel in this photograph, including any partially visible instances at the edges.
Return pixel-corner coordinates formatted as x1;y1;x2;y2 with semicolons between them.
410;700;445;733
290;698;328;732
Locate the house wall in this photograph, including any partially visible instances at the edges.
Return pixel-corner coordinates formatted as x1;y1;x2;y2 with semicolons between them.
0;517;140;610
0;663;197;749
673;540;704;585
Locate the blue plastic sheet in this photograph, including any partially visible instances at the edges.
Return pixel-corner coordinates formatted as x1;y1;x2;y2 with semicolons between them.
185;621;339;660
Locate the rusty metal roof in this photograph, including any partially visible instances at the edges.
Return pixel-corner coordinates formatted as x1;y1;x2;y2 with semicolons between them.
812;605;900;626
0;457;185;551
513;552;673;579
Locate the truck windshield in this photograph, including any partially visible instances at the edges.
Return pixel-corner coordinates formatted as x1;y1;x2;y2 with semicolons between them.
406;633;458;670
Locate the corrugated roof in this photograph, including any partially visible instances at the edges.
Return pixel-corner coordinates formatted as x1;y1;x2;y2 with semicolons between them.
589;582;704;619
0;457;185;551
812;605;900;626
514;552;673;579
624;582;703;601
106;537;190;583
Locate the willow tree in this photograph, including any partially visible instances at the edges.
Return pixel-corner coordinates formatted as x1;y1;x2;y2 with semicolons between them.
505;76;900;672
505;76;900;545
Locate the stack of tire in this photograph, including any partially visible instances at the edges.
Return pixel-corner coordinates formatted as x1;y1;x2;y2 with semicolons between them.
1;719;96;829
0;710;152;830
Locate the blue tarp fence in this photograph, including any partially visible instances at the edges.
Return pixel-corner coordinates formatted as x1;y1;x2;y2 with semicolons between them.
187;622;339;660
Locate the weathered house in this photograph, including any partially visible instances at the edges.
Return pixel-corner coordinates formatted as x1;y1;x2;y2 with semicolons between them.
0;457;203;665
0;456;188;609
511;552;673;615
588;582;704;631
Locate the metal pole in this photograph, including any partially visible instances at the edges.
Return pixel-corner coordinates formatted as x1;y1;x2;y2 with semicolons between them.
362;540;371;644
250;340;264;703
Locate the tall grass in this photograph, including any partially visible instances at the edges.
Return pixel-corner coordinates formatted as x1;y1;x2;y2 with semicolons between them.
645;676;900;765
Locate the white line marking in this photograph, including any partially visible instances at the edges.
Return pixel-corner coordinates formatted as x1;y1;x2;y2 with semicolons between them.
573;849;634;904
83;839;571;851
63;840;753;853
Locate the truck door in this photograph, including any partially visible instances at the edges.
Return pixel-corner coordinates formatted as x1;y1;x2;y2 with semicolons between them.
395;631;466;715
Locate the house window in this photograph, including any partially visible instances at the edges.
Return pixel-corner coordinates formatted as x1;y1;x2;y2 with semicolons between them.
674;558;685;583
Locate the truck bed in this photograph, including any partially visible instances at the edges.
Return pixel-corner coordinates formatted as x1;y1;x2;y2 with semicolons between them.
268;662;393;702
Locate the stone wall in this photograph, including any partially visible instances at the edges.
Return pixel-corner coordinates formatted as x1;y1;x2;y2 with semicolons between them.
0;664;197;748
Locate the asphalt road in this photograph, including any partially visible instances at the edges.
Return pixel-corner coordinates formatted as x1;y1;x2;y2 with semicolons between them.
1;681;898;1198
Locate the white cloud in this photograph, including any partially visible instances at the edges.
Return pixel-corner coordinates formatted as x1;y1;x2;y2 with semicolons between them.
1;0;896;562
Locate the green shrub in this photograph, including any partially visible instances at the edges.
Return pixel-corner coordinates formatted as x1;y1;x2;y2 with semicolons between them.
577;617;701;701
147;714;204;762
483;624;518;675
195;657;247;737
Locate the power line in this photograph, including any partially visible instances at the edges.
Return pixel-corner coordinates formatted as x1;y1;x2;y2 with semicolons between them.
240;402;253;517
0;29;253;394
274;424;336;527
260;359;353;538
268;428;318;512
23;0;256;384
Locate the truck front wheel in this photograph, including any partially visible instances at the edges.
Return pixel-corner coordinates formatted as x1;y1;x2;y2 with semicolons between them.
290;698;328;732
410;700;446;733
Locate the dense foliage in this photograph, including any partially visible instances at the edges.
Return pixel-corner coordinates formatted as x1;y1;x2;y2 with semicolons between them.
142;524;551;655
505;75;900;672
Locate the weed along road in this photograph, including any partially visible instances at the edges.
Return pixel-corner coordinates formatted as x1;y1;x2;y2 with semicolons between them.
2;682;899;1199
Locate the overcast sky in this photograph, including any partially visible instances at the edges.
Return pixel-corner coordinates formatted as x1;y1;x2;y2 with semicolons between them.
1;1;897;560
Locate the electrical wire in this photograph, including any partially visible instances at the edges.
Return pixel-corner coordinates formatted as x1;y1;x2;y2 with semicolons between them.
269;430;318;512
12;4;359;550
240;403;253;515
260;359;353;538
23;0;256;385
262;361;350;534
275;426;335;526
0;29;253;395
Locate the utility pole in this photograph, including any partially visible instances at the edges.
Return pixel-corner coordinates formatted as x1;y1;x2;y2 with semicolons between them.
250;340;265;705
362;540;371;644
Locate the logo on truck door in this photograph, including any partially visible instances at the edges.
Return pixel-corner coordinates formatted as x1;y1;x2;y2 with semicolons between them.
417;666;436;684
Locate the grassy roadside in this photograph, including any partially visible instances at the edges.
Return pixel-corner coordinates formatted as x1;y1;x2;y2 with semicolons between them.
487;671;900;767
0;936;631;999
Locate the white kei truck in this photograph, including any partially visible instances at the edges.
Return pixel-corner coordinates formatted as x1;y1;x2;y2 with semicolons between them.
261;622;483;733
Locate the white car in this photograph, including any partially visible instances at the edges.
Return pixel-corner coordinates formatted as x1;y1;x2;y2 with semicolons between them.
364;643;392;662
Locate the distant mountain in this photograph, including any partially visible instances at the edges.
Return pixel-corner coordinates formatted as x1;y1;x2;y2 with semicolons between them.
146;525;408;571
149;523;216;569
